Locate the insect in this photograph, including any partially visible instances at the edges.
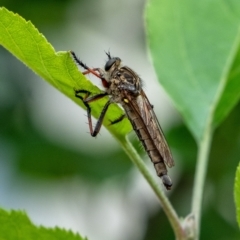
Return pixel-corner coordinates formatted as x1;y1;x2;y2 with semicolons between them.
71;51;174;190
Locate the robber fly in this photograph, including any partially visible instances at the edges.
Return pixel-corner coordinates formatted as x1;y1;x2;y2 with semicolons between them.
71;51;174;190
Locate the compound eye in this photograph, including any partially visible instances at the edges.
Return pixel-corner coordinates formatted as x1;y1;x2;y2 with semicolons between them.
105;58;117;71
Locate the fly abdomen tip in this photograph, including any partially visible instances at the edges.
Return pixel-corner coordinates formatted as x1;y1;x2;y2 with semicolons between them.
161;175;172;190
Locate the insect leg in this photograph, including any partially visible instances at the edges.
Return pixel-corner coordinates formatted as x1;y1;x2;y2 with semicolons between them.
71;51;110;88
75;89;109;137
92;100;112;136
82;68;99;75
71;51;102;79
109;114;126;125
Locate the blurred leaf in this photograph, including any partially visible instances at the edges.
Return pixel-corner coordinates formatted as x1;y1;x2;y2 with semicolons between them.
207;103;240;229
143;208;174;240
0;7;132;142
0;104;132;181
209;102;240;182
165;102;240;237
201;207;240;240
168;123;197;172
234;163;240;228
143;199;240;240
0;208;87;240
1;0;73;25
214;42;240;127
145;0;240;141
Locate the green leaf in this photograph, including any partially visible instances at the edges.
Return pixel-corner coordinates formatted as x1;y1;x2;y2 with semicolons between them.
234;163;240;228
0;7;131;140
145;0;240;141
0;208;87;240
214;44;240;127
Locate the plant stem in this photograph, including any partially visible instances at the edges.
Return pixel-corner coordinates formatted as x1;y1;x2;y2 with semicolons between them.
191;126;213;239
121;136;186;240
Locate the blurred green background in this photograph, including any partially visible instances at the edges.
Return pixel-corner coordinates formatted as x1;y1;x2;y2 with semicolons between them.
0;0;239;239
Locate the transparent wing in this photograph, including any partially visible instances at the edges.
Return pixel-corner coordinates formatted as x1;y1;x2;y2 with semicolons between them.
136;89;174;168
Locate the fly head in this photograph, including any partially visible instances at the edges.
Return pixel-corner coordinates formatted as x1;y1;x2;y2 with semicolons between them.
101;53;142;95
104;52;121;72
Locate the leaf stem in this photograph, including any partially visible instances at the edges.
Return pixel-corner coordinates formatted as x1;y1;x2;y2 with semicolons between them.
191;126;213;239
120;136;186;240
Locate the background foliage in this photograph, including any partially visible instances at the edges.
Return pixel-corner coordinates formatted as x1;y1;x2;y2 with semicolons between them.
0;0;240;240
